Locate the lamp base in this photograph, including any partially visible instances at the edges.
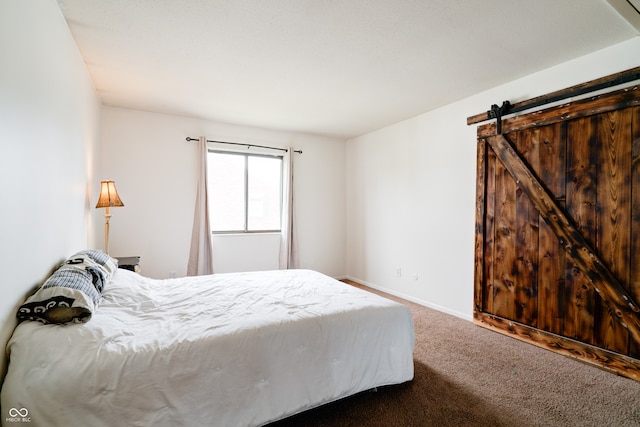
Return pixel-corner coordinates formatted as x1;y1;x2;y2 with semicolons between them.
104;208;112;254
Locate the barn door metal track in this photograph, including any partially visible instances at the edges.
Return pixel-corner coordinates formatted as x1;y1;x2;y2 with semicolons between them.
467;66;640;130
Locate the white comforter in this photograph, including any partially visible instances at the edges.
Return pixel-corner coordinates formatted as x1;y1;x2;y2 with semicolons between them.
2;269;414;427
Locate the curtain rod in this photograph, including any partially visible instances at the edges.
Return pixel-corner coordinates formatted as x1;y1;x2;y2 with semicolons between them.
186;137;302;154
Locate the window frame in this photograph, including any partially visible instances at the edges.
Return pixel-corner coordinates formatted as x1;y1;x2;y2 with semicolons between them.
207;149;284;234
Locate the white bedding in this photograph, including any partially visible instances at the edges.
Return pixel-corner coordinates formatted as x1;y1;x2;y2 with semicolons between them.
2;269;414;427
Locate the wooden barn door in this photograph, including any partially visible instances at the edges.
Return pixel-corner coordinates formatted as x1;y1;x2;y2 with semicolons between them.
472;77;640;380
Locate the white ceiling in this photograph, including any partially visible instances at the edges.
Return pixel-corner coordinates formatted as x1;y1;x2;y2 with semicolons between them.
58;0;639;139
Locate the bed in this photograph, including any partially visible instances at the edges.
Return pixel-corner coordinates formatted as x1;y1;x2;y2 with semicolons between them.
1;252;414;426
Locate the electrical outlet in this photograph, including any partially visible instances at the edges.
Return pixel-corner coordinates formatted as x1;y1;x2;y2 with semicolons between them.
413;273;419;281
396;268;402;277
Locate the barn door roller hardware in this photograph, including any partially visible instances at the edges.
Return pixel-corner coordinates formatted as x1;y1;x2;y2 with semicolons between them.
488;101;511;134
468;66;640;129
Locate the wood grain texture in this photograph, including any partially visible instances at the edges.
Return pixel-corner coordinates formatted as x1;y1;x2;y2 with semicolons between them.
487;133;640;344
473;75;640;380
492;149;517;321
564;117;598;344
483;147;497;314
474;312;640;382
513;129;539;326
474;139;487;316
476;84;640;139
536;123;566;335
467;66;640;126
596;110;632;353
632;106;640;357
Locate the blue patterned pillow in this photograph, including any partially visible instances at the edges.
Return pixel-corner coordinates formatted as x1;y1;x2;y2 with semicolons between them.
17;250;118;324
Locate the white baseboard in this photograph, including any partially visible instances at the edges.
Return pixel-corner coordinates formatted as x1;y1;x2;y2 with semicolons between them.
343;276;473;322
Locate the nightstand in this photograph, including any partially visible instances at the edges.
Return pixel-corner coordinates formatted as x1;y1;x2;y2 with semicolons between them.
115;256;140;272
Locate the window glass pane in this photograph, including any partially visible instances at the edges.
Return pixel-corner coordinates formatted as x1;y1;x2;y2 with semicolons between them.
247;156;282;231
207;152;245;231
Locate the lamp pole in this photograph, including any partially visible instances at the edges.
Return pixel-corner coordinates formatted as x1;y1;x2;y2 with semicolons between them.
104;205;112;254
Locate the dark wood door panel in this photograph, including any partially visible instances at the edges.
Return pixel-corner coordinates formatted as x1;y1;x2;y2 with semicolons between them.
595;109;633;353
564;116;598;345
477;112;640;357
472;74;640;380
632;106;640;357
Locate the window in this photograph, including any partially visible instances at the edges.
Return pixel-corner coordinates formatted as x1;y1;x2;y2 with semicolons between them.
207;151;283;233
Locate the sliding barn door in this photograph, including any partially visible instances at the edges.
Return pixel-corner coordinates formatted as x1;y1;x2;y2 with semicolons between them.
473;83;640;380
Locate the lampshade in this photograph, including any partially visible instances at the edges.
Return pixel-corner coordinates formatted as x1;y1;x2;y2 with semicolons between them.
95;180;124;208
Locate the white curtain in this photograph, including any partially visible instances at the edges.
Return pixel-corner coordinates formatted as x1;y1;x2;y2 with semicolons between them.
279;147;299;269
187;136;214;276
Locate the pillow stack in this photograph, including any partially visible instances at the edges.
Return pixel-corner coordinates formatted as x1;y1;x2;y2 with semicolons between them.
17;250;118;324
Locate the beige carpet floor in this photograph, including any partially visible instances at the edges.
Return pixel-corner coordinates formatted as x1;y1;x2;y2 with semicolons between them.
270;284;640;427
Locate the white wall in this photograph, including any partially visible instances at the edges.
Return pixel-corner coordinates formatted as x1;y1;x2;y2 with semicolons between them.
346;37;640;320
100;107;346;279
0;0;101;376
